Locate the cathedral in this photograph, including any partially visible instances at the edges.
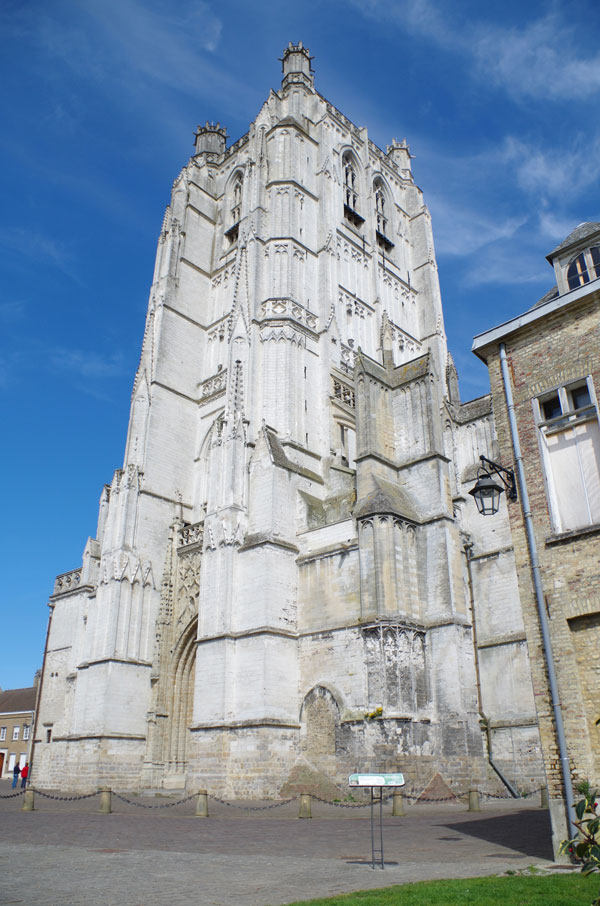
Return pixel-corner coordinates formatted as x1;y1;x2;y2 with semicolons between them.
33;44;544;797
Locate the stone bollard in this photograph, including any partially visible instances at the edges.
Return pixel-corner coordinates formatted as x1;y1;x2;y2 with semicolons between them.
298;792;312;819
22;789;35;812
392;790;405;817
468;789;481;812
540;786;549;809
195;790;209;818
99;787;112;814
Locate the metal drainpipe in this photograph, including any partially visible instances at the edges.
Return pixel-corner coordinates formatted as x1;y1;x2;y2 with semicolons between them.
499;342;576;838
463;541;518;798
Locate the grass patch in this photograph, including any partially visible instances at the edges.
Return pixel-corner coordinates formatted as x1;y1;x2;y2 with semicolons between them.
278;873;596;906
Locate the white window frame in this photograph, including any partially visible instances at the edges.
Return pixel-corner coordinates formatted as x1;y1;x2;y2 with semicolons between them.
23;725;30;741
0;727;6;741
12;726;20;741
567;246;600;290
534;376;600;533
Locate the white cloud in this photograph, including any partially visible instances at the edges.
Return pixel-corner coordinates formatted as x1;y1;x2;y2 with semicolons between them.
409;128;600;286
343;0;600;104
462;244;550;289
471;12;600;102
0;300;27;323
50;348;127;380
0;229;79;281
502;134;600;202
428;194;526;258
77;0;223;83
537;212;581;243
3;0;259;128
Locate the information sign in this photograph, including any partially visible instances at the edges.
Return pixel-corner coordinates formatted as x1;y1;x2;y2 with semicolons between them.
348;772;405;787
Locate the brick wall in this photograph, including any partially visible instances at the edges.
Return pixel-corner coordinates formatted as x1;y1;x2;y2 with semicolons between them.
485;295;600;797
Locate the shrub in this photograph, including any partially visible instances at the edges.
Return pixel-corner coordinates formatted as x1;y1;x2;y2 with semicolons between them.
561;780;600;906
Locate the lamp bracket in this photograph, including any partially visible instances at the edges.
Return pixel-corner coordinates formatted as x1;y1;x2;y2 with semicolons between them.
478;455;517;501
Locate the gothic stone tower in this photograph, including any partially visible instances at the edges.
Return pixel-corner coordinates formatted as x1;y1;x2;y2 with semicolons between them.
34;44;544;796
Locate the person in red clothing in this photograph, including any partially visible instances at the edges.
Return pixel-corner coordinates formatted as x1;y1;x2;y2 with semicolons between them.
20;762;29;789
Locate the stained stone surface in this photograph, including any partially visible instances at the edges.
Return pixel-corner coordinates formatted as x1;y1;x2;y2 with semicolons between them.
33;42;544;799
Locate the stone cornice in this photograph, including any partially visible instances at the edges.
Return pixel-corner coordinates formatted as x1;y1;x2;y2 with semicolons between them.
197;626;298;643
78;657;153;670
238;533;300;553
190;719;300;731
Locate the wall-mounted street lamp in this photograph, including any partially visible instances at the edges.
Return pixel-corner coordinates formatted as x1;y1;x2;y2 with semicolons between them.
468;455;518;515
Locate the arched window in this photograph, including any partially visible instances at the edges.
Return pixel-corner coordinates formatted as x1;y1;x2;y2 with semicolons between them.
374;180;386;235
225;173;243;244
342;151;364;228
567;247;600;290
568;252;589;289
374;177;394;252
343;152;358;210
231;174;242;224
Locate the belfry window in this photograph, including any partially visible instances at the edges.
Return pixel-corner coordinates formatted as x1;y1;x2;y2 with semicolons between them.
225;173;243;244
231;175;242;224
567;247;600;290
375;182;386;235
374;178;394;252
343;153;357;209
342;152;364;228
535;378;600;532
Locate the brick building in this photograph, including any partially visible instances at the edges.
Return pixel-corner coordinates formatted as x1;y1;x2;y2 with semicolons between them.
0;683;37;779
472;221;600;854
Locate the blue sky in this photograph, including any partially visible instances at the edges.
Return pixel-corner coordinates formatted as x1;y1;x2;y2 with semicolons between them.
2;0;600;689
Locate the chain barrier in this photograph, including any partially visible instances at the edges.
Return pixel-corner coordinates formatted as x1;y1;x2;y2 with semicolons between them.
310;792;392;808
32;789;101;801
385;786;544;803
402;791;462;802
1;784;545;808
112;791;197;809
207;793;297;811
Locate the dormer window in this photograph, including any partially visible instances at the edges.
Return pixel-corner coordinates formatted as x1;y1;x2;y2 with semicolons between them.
567;247;600;290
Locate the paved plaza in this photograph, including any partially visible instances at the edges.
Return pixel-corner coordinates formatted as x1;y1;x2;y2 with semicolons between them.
0;782;563;906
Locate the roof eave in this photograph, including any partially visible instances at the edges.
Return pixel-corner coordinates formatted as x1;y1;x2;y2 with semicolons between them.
472;278;600;363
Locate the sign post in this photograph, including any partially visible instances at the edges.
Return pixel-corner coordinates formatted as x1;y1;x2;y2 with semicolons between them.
348;773;405;869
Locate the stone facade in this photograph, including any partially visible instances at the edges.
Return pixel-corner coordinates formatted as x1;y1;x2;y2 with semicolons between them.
33;44;545;798
473;221;600;853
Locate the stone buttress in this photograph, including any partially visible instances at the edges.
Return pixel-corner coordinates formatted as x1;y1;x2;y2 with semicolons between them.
34;43;544;796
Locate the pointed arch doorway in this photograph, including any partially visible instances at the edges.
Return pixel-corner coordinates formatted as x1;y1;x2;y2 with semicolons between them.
164;616;197;786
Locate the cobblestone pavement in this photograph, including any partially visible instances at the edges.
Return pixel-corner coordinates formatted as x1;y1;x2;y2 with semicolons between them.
0;784;559;906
